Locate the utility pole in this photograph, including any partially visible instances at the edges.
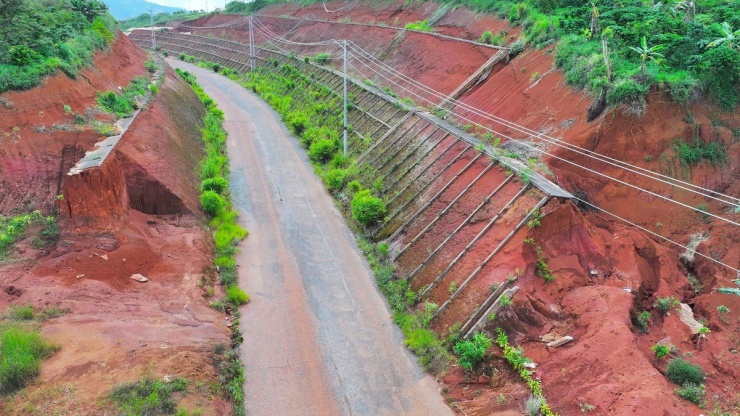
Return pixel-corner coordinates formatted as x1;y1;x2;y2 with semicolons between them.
342;40;348;157
249;16;255;71
149;9;156;51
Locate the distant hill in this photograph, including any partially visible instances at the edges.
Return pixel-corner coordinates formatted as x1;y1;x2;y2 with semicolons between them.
103;0;184;21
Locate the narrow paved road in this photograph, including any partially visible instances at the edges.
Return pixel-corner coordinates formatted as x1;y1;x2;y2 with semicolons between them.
167;60;452;416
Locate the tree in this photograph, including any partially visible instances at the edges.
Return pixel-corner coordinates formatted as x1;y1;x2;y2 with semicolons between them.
629;36;664;75
707;22;740;50
674;0;695;23
0;0;24;22
68;0;107;21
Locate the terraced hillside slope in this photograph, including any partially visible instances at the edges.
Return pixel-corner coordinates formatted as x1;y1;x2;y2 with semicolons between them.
132;1;740;414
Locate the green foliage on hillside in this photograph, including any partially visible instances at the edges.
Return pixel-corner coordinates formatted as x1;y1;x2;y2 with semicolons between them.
0;0;117;94
247;0;740;112
119;10;208;30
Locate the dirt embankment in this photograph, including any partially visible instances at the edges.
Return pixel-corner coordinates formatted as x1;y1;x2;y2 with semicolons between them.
199;2;740;414
0;35;230;414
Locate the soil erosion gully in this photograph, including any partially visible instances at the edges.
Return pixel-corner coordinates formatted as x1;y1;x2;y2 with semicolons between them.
167;60;452;416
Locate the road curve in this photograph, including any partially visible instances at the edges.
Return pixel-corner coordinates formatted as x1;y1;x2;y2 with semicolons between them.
167;60;452;416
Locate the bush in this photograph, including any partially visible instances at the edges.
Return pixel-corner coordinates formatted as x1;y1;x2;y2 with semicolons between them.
313;53;330;65
8;45;37;66
286;111;309;135
96;91;133;117
453;332;492;371
676;383;704;405
675;139;728;166
0;326;57;394
606;79;649;116
652;344;670;358
509;40;525;58
225;286;250;306
200;190;225;216
109;377;187;415
4;305;34;321
201;176;229;194
324;169;347;191
144;59;157;73
308;139;337;163
351;190;386;226
405;20;434;32
654;296;679;315
699;46;740;111
666;358;705;386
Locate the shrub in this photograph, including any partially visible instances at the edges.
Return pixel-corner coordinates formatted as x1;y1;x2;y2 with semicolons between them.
286;111;309;135
109;377;188;415
308;139;337;163
405;20;434;32
96;91;133;117
0;326;57;394
675;139;728;166
453;332;492;371
179;53;185;60
351;190;386;226
201;176;229;194
654;296;679;315
635;310;651;332
9;45;37;66
225;286;250;306
4;305;34;321
144;59;158;73
606;79;649;116
324;169;347;191
699;46;740;111
652;344;670;358
509;40;525;58
313;53;330;65
676;383;704;405
347;180;362;194
200;190;225;217
666;358;705;386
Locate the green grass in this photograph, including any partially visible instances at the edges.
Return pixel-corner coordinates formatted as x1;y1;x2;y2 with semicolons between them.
109;377;188;415
0;325;58;394
176;68;247;416
97;76;151;118
0;5;117;94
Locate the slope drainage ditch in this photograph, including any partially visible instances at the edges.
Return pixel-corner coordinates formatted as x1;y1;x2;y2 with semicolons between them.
130;31;572;336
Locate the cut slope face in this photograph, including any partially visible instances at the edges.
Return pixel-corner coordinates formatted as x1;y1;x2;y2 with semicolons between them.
0;35;231;414
136;2;740;413
0;34;148;214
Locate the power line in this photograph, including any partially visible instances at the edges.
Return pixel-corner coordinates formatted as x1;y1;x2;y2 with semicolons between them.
345;41;740;207
345;49;740;228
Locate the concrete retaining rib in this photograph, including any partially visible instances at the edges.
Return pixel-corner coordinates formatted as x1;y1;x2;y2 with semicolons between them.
462;286;519;339
406;174;513;283
380;128;441;179
395;161;494;259
387;152;483;246
381;144;470;230
365;117;421;167
418;184;528;298
371;119;430;170
384;134;453;193
356;113;411;164
432;195;550;320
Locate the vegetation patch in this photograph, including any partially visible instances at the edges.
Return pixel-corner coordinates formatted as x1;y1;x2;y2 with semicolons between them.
97;77;152;118
0;325;58;395
0;0;116;93
176;69;247;416
675;139;728;167
0;211;58;258
109;376;188;415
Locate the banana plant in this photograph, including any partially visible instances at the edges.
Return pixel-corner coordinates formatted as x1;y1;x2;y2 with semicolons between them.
629;36;664;75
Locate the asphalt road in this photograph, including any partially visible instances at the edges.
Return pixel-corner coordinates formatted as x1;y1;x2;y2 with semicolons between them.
167;60;452;416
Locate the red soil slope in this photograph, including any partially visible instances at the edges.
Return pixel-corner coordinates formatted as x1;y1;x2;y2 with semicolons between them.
234;2;740;414
0;36;230;414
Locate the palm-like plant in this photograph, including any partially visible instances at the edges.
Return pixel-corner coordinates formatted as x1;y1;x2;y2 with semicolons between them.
629;36;664;75
68;0;107;21
674;0;695;23
707;22;740;50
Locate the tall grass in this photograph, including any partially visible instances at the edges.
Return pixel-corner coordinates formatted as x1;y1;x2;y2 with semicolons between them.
0;326;58;394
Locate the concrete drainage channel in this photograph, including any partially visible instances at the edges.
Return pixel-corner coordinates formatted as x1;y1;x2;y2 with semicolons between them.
129;31;572;337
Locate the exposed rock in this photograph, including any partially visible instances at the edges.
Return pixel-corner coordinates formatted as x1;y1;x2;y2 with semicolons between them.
130;273;148;282
546;335;574;348
677;303;703;334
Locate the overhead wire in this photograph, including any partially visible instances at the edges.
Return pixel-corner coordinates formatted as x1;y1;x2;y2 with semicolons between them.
345;47;740;228
344;41;740;207
346;56;739;274
174;23;739;274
